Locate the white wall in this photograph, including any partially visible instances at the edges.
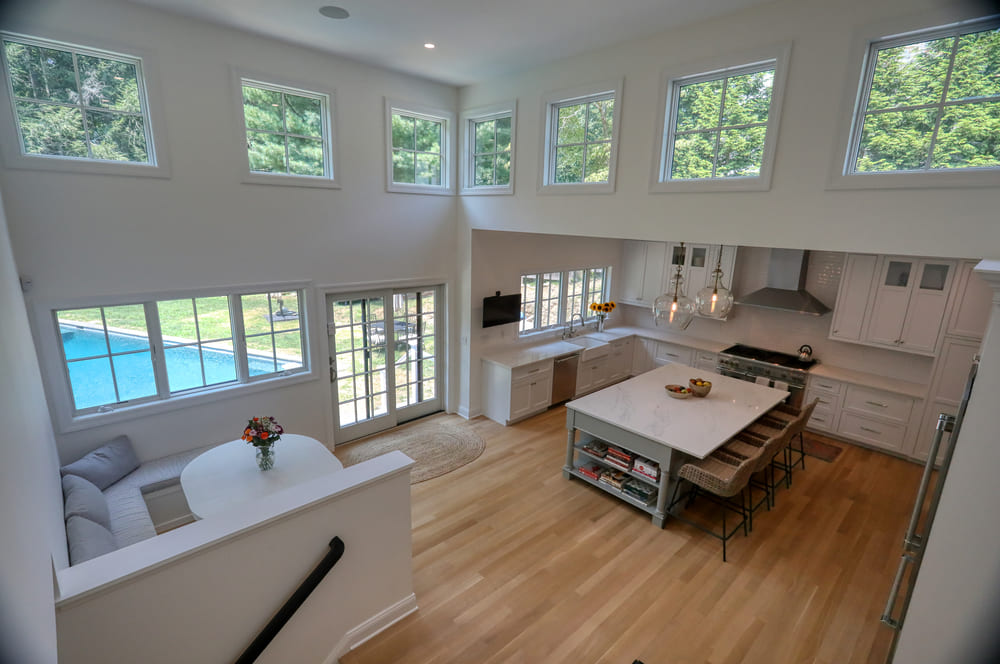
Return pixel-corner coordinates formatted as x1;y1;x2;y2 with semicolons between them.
456;0;1000;259
0;192;63;662
0;0;460;461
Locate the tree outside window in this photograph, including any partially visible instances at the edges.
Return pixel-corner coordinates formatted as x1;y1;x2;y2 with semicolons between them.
242;81;328;177
392;111;442;185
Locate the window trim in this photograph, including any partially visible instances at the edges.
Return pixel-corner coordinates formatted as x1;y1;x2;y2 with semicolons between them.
384;97;455;195
36;281;315;433
650;43;791;193
538;79;623;194
232;68;340;189
827;11;1000;190
459;100;516;195
518;266;612;336
0;30;170;178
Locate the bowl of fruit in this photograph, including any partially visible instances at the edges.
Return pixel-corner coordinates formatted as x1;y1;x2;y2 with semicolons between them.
665;384;692;399
689;378;712;397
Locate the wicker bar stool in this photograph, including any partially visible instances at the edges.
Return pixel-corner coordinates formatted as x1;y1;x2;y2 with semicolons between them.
746;398;819;489
723;426;792;526
667;448;756;562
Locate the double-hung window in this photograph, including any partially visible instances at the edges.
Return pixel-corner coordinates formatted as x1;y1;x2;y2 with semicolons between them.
540;80;622;193
50;287;309;425
519;267;610;334
238;75;338;187
653;45;789;192
847;17;1000;176
460;101;515;194
0;32;167;176
385;98;454;194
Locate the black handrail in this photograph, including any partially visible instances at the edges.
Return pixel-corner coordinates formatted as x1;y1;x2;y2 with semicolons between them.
234;536;346;664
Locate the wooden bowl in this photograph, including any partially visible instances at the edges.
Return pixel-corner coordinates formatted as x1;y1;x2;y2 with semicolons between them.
689;378;712;397
665;384;691;399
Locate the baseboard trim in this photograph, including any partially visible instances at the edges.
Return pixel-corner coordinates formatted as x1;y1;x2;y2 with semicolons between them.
456;405;470;419
323;593;418;664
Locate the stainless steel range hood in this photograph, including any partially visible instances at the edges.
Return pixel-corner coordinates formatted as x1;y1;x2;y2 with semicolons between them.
735;248;831;316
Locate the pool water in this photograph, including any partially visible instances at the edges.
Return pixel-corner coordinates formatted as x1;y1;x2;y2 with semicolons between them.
61;326;291;410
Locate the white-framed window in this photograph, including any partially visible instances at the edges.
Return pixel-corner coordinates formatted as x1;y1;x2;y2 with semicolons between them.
519;267;610;334
539;80;622;194
236;73;339;188
847;17;1000;176
460;101;515;195
651;44;790;193
828;14;1000;190
0;31;168;177
385;98;454;195
43;284;310;430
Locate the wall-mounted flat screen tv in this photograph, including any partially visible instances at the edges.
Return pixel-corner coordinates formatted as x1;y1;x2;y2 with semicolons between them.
482;292;521;328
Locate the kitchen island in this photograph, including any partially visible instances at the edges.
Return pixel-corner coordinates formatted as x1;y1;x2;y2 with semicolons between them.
564;363;788;526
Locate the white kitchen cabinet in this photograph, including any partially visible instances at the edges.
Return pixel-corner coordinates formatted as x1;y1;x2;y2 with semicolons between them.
804;374;916;454
606;337;634;383
654;341;693;366
576;355;609;396
946;259;992;340
693;351;719;375
863;257;956;355
631;337;656;375
619;241;666;306
829;254;878;343
482;359;554;426
910;336;980;464
805;376;844;433
667;242;711;295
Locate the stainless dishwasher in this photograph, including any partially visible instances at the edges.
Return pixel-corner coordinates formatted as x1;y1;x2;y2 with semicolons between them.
551;353;580;404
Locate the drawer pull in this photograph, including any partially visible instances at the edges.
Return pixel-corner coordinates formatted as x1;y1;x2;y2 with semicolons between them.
860;426;882;434
817;382;835;389
664;352;679;358
818;399;830;405
865;400;888;408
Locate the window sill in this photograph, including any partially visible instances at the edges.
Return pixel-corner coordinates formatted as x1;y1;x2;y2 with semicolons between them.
460;184;514;196
0;151;171;179
56;369;317;434
538;181;615;195
241;172;341;189
826;168;1000;191
386;182;454;196
649;175;771;193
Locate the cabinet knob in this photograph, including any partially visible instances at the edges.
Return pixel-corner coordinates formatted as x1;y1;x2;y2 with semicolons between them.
833;329;839;334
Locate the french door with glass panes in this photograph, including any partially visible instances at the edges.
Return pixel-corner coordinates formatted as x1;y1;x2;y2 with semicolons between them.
328;287;442;442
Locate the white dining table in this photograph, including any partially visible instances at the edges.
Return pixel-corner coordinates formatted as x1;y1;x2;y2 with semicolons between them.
564;363;789;527
180;433;343;519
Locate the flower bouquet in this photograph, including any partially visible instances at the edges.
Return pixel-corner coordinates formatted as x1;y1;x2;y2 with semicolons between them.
242;416;284;471
589;301;616;332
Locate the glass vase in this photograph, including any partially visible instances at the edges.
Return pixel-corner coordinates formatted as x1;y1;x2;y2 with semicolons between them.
256;444;276;471
596;316;606;333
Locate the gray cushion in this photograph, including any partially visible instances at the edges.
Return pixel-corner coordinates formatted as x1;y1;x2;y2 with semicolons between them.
60;435;140;490
62;474;111;530
65;515;117;565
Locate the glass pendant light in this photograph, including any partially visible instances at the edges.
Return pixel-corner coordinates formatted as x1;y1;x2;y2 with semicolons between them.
696;253;734;318
653;264;696;330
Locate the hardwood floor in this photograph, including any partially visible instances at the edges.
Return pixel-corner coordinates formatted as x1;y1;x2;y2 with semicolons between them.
339;407;924;664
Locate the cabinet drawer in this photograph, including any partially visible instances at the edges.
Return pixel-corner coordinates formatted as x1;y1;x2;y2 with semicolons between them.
843;385;913;424
511;360;553;381
806;406;837;432
805;388;841;412
655;342;692;365
838;412;907;452
808;376;844;396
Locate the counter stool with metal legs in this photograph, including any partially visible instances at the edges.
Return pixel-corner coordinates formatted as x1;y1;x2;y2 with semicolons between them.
667;447;756;562
723;426;792;523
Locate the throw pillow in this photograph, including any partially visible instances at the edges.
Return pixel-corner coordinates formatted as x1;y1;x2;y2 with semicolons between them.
60;435;140;490
65;515;117;565
62;474;111;530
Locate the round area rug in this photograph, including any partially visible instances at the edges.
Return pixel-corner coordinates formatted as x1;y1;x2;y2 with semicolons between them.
335;417;486;484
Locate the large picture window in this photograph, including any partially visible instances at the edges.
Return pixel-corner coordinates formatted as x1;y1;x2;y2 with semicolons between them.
1;33;156;166
520;267;610;334
847;18;1000;175
53;288;308;417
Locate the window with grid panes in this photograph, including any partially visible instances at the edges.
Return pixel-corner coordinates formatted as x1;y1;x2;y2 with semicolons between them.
519;267;611;335
470;112;512;188
392;291;437;407
241;80;331;178
540;81;622;192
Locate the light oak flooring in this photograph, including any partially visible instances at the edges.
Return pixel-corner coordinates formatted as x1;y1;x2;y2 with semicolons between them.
339;407;924;664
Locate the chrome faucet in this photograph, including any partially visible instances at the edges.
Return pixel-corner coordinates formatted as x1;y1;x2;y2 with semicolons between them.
563;313;586;338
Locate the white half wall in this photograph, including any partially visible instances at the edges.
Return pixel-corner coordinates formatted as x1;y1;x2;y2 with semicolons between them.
0;191;64;663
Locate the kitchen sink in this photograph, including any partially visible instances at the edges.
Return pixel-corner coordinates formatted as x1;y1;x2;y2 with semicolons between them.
563;335;610;361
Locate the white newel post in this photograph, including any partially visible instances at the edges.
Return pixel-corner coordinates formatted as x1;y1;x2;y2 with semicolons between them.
892;259;1000;663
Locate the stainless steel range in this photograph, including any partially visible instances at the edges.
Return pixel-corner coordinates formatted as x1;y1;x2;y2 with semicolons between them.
716;344;817;408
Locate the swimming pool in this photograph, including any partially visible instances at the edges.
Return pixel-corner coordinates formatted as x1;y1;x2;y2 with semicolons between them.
60;325;296;410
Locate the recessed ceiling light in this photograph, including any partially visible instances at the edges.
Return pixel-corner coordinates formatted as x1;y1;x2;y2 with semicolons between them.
319;6;350;20
424;43;436;49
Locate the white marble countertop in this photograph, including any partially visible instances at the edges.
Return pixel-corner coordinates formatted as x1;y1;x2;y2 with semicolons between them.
566;363;788;459
809;364;927;399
